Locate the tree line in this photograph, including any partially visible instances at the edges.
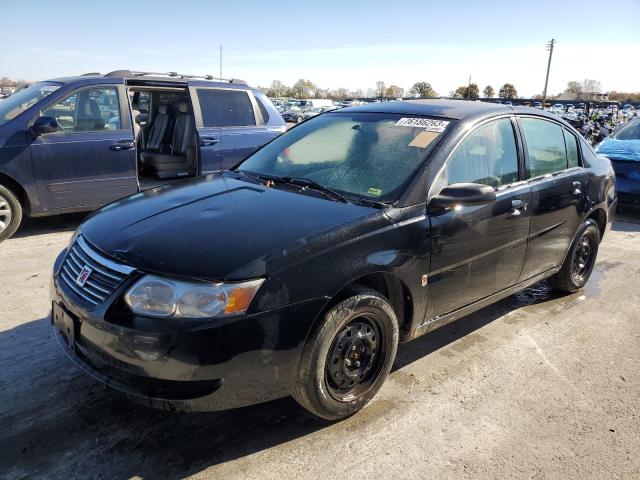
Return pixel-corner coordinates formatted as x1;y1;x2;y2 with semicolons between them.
261;79;520;100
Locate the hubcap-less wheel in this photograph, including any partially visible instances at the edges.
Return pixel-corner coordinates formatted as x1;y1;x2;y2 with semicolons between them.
571;231;596;283
0;194;12;234
325;315;384;401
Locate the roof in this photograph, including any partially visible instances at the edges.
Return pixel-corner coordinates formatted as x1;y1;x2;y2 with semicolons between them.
341;99;511;120
47;70;250;89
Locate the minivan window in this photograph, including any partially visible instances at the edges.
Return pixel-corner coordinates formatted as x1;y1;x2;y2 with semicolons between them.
197;89;256;127
443;118;519;188
0;82;61;125
238;112;448;202
520;117;567;177
43;87;121;133
564;129;580;168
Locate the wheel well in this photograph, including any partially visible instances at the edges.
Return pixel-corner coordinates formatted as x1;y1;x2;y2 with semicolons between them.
0;173;29;214
587;208;606;239
335;272;414;335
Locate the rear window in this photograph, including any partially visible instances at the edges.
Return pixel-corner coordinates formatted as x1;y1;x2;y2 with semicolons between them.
197;89;256;127
520;117;568;177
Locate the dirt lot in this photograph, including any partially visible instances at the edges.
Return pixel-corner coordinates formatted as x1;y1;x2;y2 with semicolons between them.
1;211;639;480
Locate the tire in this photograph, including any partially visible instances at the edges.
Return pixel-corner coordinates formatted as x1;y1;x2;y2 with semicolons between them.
296;116;303;124
292;287;399;420
548;219;600;293
0;184;23;242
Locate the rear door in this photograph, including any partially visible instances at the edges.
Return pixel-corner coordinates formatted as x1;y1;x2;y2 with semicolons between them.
190;86;276;173
516;116;590;281
29;85;137;211
427;116;532;317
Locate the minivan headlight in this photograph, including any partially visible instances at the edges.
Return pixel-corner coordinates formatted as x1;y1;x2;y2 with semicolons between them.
124;275;264;319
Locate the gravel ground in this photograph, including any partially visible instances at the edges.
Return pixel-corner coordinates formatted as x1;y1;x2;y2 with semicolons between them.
1;211;639;480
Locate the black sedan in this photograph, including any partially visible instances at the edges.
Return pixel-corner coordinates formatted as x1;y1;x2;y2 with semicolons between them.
51;100;617;420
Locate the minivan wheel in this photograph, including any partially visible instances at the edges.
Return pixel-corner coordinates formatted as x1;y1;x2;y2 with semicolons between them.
548;219;600;293
292;288;399;420
0;184;22;241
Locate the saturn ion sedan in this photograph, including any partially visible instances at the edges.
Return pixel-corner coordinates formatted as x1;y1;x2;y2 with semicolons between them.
51;100;616;420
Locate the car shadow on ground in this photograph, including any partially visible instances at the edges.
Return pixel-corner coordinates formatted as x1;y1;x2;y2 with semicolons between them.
12;212;86;239
613;209;640;232
1;280;572;479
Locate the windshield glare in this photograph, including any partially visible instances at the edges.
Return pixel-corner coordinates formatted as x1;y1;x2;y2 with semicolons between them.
238;112;449;202
0;82;62;125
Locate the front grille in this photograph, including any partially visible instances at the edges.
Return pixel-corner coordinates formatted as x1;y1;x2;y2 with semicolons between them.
59;236;135;307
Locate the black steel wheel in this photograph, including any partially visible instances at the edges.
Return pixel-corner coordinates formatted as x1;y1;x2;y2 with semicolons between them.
293;287;399;420
549;219;600;293
325;315;384;401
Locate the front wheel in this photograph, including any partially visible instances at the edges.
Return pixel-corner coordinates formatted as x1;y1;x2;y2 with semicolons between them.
549;219;600;293
0;184;23;242
292;288;399;420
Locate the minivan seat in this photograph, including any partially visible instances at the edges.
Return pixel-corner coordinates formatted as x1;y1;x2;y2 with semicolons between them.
141;102;195;179
76;98;104;131
141;104;171;152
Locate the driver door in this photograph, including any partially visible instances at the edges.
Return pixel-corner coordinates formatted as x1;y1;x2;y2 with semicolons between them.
29;85;137;211
426;117;532;318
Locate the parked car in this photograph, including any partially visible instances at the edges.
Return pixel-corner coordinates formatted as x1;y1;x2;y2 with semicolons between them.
596;117;640;208
0;70;285;240
51;100;616;420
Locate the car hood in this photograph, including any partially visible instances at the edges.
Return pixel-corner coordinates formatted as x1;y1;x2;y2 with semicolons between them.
596;138;640;162
81;174;382;281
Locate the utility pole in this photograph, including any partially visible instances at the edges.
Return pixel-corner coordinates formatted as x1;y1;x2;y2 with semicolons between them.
219;45;222;79
466;74;471;99
541;38;555;109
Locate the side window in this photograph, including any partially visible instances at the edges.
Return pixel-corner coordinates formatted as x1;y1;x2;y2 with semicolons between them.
564;129;580;168
44;86;121;133
197;89;256;127
255;97;270;123
520;117;567;177
444;118;519;188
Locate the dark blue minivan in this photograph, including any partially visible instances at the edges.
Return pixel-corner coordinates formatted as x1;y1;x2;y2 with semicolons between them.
0;70;285;240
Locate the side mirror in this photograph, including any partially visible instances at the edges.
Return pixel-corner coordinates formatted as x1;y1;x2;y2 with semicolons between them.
32;116;59;135
428;183;496;214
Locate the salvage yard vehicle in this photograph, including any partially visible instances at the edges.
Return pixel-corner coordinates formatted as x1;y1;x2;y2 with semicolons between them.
596;117;640;208
0;70;284;241
51;100;616;420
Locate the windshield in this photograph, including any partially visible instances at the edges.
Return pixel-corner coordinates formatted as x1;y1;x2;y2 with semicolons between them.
613;119;640;140
0;82;62;126
237;112;450;202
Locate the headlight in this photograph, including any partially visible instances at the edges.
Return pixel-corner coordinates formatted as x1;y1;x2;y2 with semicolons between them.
124;275;264;319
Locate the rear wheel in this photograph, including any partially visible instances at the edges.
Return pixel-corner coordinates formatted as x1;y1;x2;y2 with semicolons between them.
292;288;399;420
0;184;22;242
549;220;600;293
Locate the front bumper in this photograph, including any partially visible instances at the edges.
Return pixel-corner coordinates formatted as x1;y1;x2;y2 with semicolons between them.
51;251;326;412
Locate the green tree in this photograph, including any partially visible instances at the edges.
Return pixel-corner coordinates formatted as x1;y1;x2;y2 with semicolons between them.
499;83;518;99
384;85;404;98
483;85;494;98
291;79;316;99
454;83;479;99
410;82;437;98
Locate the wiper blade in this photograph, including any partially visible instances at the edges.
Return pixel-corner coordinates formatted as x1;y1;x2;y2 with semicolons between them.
356;198;391;209
279;176;349;203
225;170;263;184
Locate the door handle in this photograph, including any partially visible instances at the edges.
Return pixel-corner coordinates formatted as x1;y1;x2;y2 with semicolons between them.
509;199;527;217
109;141;134;151
573;181;582;195
200;136;219;147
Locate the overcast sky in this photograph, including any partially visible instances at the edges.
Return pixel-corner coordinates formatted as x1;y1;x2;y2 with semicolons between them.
1;0;639;96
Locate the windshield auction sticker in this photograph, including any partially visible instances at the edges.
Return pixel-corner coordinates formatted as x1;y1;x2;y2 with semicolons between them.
395;117;449;132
